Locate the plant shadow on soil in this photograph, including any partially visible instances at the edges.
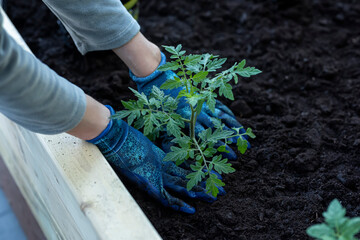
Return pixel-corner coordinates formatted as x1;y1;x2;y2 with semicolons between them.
7;0;360;239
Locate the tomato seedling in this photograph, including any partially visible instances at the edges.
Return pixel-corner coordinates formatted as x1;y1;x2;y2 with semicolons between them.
113;45;261;196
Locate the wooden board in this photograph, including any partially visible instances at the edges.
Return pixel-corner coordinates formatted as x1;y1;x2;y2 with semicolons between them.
0;8;161;240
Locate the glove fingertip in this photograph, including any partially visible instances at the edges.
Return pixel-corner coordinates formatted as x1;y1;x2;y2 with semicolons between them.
178;203;196;214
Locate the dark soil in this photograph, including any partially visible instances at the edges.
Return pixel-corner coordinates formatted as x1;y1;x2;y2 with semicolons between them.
7;0;360;239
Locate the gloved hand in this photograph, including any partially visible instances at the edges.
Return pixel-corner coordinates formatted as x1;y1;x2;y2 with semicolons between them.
130;52;249;160
87;105;218;214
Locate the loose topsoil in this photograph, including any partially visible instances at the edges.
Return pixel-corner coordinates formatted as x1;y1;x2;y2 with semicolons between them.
7;0;360;239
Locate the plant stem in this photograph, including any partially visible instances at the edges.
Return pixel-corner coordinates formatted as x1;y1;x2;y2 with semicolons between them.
193;137;209;172
190;105;196;140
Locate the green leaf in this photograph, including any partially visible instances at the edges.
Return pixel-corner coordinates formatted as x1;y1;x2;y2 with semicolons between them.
306;224;337;240
129;88;149;105
199;128;212;141
203;147;217;157
187;94;203;107
122;100;137;110
341;217;360;237
143;115;154;136
134;117;145;129
217;145;230;153
163;146;188;162
160;76;182;90
236;66;262;78
207;58;227;72
167;118;182;138
219;83;234;100
246;128;256;139
205;173;225;197
158;61;180;71
324;199;347;227
207;129;234;143
206;92;216;113
189;150;195;159
179;50;186;56
186;169;205;191
162;45;178;55
211;156;235;174
127;112;138;126
111;110;131;120
195;99;205;119
193;71;209;84
237;137;248;154
150;86;165;100
200;53;214;68
175;44;182;52
238;59;246;69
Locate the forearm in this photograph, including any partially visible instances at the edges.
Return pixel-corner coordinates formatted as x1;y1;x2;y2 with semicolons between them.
112;32;161;77
0;12;86;134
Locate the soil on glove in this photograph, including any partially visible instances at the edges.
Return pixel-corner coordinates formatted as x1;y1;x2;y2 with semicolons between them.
7;0;360;239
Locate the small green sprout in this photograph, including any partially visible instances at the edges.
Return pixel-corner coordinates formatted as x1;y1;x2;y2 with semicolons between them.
307;199;360;240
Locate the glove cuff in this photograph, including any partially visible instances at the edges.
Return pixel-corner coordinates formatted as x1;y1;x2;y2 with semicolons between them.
86;105;115;144
129;52;166;84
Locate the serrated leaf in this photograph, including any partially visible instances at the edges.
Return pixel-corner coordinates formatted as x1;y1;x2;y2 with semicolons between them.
184;54;202;65
160;77;182;90
207;57;227;72
219;83;234;100
134;117;145;129
167;118;182;138
193;71;209;84
129;87;149;105
122;100;137;110
158;61;180;71
163;146;188;162
203;147;217;157
187;94;203;107
205;173;225;197
195;99;205;119
143;115;154;136
200;54;214;68
238;59;246;69
207;129;234;143
246;128;256;139
342;217;360;237
306;224;337;240
199;128;212;141
175;44;182;52
217;145;230;153
179;50;186;56
189;150;195;159
236;66;262;78
111;110;131;119
150;86;165;100
162;45;178;55
186;169;205;191
206;93;216;113
324;199;346;227
212;156;235;174
237;137;248;154
127;112;138;126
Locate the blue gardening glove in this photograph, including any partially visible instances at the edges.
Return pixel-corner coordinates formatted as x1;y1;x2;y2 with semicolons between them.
87;105;218;214
130;52;249;160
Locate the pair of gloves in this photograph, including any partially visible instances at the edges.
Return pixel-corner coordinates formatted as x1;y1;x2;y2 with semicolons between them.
87;53;248;214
